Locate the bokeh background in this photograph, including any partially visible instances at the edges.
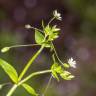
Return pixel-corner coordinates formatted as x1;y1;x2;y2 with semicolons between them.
0;0;96;96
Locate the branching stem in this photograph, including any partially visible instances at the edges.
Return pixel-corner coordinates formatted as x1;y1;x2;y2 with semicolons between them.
6;70;51;96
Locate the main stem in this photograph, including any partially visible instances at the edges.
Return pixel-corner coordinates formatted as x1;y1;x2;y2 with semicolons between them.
7;44;45;96
18;45;45;81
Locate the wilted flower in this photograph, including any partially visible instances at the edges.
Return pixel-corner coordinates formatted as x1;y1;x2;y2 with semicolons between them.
68;58;76;68
53;10;62;20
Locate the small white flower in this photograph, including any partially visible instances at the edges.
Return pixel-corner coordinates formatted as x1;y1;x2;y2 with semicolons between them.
53;10;62;20
68;58;76;68
25;24;31;29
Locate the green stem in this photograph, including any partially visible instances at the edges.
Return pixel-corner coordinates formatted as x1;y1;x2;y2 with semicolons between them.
42;75;52;96
30;26;44;33
6;84;18;96
48;17;55;25
18;45;45;81
10;44;40;48
19;70;51;85
6;70;51;96
52;43;64;65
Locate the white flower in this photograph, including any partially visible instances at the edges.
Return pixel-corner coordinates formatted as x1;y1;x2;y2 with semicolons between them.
53;10;62;20
68;58;76;68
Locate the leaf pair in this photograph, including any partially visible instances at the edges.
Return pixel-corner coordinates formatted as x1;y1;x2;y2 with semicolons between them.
0;58;38;95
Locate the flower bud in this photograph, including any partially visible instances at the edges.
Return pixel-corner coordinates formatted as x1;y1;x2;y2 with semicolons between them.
1;47;10;53
25;24;31;29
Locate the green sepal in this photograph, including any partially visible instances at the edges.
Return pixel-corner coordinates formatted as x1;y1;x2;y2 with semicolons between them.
63;63;70;68
60;71;75;80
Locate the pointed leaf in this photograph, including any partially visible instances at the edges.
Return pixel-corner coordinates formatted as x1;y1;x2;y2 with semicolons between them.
63;63;70;68
22;83;38;96
35;30;44;44
0;58;18;83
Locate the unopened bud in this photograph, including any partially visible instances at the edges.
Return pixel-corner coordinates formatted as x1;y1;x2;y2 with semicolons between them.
25;24;31;29
1;47;10;53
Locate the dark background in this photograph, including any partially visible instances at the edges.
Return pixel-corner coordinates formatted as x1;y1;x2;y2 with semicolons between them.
0;0;96;96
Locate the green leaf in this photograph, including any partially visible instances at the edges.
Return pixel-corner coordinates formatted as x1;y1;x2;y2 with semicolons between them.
22;83;38;96
35;29;44;44
0;58;18;83
1;47;10;53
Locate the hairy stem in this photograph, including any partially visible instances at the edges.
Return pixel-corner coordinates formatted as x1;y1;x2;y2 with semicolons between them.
18;45;45;81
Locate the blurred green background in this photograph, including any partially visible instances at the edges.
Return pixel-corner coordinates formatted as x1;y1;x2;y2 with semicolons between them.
0;0;96;96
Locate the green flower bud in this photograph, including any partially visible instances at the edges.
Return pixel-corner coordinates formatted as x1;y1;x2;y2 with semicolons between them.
63;63;70;68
